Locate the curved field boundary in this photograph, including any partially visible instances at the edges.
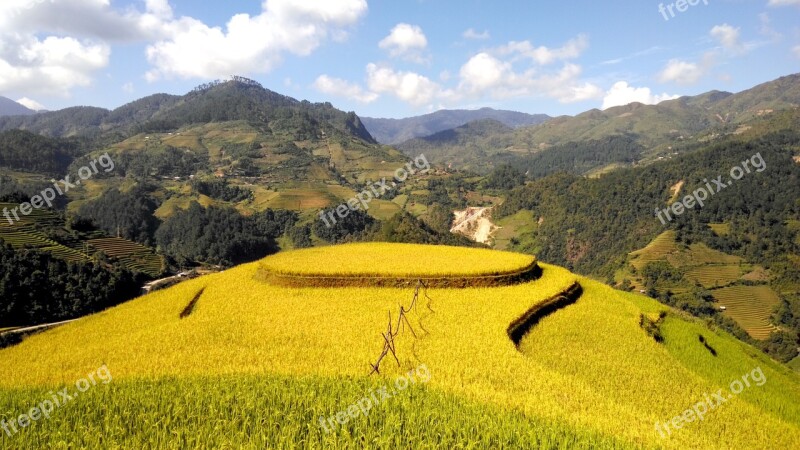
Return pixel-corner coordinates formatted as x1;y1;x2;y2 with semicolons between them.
256;261;542;289
507;281;583;346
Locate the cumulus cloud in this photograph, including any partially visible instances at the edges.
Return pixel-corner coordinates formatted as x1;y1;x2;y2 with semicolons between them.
658;53;715;85
378;23;429;63
455;50;602;103
0;0;367;96
312;33;600;108
497;34;588;65
313;75;378;103
710;24;745;53
601;82;679;110
145;0;368;81
366;64;439;106
768;0;800;5
16;97;47;111
794;45;800;59
0;34;110;96
463;28;490;40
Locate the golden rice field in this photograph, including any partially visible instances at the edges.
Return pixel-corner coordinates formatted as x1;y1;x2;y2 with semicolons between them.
713;285;782;339
0;244;798;449
259;243;536;278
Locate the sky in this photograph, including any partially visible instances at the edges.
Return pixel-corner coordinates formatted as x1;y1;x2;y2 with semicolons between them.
0;0;799;118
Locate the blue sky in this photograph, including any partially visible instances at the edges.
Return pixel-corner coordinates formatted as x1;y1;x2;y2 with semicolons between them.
1;0;798;118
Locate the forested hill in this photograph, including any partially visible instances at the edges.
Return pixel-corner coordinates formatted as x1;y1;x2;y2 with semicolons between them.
497;124;800;279
0;77;376;144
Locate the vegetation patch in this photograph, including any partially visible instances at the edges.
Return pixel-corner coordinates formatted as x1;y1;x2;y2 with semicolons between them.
179;288;205;319
639;311;668;343
507;281;583;346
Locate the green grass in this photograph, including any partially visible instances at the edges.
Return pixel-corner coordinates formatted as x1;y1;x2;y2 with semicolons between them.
789;356;800;372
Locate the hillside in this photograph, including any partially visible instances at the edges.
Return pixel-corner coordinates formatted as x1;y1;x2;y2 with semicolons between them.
362;107;550;145
397;73;800;174
0;78;377;144
0;97;35;117
0;244;797;448
397;119;522;171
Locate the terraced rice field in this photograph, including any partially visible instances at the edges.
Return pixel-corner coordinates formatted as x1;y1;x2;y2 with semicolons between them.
666;243;742;267
713;285;781;339
628;230;678;270
685;265;743;288
1;244;799;449
88;238;163;277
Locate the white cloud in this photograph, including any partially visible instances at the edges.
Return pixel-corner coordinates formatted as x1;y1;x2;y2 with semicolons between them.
794;45;800;59
122;82;134;94
497;34;588;65
455;52;602;104
710;24;747;54
602;82;679;110
458;53;509;94
768;0;800;5
366;64;439;106
658;53;716;85
463;28;490;40
311;33;601;109
0;34;110;96
144;0;368;81
16;97;46;111
378;23;428;63
313;75;377;103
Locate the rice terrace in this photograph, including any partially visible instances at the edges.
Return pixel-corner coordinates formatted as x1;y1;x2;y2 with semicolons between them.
2;1;800;448
1;243;798;448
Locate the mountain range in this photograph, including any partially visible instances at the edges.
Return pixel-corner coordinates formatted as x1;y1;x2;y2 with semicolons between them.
397;74;800;174
361;107;550;144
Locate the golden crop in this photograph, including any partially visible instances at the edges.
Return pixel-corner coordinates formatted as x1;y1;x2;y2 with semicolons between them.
0;244;798;449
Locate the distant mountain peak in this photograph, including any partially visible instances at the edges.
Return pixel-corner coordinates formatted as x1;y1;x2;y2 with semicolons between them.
361;108;551;144
0;96;36;117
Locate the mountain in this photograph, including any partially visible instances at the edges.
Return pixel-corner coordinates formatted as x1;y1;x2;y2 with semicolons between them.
0;96;36;117
361;107;550;144
399;73;800;175
517;73;800;152
0;78;377;144
397;119;519;171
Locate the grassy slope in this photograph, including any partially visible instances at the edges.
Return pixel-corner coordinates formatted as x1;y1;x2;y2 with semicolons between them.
0;244;798;449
